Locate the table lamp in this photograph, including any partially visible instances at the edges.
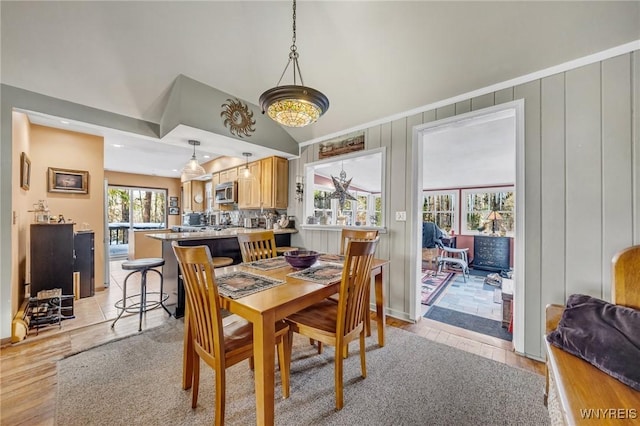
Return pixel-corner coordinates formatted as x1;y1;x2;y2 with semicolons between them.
486;211;503;236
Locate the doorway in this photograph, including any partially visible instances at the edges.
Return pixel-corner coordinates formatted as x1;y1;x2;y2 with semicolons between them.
413;101;525;353
106;186;167;259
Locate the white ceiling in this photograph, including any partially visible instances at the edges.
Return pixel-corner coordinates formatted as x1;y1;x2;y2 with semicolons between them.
2;2;638;178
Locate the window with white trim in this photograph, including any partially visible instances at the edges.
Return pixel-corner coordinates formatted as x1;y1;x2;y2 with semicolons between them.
461;187;514;236
422;190;457;233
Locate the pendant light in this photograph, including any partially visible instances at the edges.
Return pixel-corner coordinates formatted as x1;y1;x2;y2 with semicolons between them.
259;0;329;128
181;140;206;182
240;152;253;179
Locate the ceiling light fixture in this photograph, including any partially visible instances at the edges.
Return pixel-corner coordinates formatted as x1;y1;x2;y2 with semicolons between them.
240;152;253;179
259;0;329;128
181;140;206;182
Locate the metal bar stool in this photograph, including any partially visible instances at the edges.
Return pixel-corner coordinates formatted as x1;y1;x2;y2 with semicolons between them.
111;257;172;331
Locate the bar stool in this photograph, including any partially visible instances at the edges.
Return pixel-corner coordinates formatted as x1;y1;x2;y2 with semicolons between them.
212;257;233;268
112;257;172;331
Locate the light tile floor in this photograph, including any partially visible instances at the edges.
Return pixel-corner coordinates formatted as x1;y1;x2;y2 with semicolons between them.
424;271;503;322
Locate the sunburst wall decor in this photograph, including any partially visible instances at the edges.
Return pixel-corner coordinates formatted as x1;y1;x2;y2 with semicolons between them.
221;98;256;138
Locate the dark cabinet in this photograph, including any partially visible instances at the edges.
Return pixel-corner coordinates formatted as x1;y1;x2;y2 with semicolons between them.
74;231;95;298
30;223;75;315
473;236;510;271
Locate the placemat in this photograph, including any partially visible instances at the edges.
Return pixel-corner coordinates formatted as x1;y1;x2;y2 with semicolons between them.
215;271;285;299
244;257;289;271
318;253;345;263
287;263;344;285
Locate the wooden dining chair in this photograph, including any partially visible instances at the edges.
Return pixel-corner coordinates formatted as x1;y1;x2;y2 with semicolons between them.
285;238;379;410
236;230;278;262
171;242;291;425
314;228;380;354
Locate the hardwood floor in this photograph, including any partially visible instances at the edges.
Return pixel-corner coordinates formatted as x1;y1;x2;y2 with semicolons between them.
1;261;544;426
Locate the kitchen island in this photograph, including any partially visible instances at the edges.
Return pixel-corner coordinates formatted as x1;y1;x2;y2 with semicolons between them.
146;227;297;317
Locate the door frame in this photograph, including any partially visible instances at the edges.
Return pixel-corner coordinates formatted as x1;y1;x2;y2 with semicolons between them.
410;99;525;354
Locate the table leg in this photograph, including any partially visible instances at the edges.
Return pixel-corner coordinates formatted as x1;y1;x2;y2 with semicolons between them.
182;302;193;390
374;266;385;347
253;311;276;426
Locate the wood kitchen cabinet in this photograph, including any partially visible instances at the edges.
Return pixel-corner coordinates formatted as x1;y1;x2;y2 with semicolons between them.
237;161;262;209
237;156;288;209
181;180;204;212
219;167;238;183
260;156;288;209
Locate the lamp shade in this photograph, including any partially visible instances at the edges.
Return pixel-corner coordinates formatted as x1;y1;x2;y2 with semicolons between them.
181;140;206;182
486;211;503;221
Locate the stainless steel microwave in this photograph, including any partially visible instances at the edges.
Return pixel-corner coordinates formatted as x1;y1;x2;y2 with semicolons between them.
215;181;237;204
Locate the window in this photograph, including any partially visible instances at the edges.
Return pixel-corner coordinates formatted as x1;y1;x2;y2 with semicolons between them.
461;187;514;236
422;190;456;232
303;148;386;228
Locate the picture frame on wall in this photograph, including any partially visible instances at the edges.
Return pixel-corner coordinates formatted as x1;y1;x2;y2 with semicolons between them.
168;207;180;215
169;196;179;208
318;132;365;159
20;152;31;190
47;167;89;194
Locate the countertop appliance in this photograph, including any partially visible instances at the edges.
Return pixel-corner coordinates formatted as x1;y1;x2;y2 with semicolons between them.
215;181;237;204
243;217;258;228
183;212;204;226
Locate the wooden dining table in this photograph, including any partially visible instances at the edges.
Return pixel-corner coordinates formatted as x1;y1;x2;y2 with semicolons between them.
181;257;389;426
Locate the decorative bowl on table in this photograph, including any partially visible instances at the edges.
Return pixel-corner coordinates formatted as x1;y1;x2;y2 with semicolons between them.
283;250;320;269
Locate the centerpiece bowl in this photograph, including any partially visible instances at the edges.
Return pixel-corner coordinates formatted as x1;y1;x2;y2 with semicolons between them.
283;250;320;269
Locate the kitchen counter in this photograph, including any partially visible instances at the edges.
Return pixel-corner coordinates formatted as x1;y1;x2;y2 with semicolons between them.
146;227;297;242
149;227;297;318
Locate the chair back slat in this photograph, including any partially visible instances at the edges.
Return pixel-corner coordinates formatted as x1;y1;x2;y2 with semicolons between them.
336;239;378;341
172;242;225;361
339;228;379;255
237;231;278;262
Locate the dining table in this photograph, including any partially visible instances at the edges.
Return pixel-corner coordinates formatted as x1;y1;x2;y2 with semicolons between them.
180;255;389;426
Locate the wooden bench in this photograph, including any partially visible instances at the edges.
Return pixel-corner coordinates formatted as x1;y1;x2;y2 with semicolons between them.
544;245;640;425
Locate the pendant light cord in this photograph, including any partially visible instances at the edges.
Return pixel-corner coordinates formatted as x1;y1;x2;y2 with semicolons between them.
274;0;304;87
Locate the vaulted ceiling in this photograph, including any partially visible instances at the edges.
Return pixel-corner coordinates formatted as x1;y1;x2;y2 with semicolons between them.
2;1;638;177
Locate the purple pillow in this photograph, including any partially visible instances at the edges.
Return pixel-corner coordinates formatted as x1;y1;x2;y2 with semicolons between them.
546;294;640;391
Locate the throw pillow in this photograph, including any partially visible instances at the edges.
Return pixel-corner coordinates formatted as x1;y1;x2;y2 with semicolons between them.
546;293;640;391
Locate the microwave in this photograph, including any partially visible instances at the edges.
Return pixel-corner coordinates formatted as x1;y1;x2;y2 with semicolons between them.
215;181;237;204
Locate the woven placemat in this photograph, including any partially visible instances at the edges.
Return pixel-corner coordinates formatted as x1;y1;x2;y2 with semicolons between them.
318;253;345;263
287;263;344;285
216;271;285;299
244;257;289;271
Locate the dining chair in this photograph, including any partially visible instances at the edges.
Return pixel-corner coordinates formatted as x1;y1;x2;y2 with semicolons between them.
314;228;380;354
172;242;291;425
285;238;379;410
236;230;278;262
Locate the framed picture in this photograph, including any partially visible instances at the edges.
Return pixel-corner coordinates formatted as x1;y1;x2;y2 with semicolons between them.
169;196;179;208
20;152;31;190
318;132;365;159
47;167;89;194
168;207;180;215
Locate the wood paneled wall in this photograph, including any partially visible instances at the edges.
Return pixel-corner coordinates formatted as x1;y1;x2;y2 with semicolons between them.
289;51;639;359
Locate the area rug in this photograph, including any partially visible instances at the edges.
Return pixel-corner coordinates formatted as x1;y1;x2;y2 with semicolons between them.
421;271;455;305
424;305;513;341
56;319;547;425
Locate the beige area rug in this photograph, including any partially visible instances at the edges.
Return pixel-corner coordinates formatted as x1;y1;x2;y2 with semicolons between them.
56;319;550;425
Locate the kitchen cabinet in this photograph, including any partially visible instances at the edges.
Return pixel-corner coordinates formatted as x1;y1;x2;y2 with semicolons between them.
219;167;238;183
236;156;289;209
211;173;220;209
182;180;205;212
238;161;262;209
261;156;289;209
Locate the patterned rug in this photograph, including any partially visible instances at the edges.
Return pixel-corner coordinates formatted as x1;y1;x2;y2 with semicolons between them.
421;271;455;305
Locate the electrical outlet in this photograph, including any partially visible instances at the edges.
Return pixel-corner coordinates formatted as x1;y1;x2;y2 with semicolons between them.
395;211;406;221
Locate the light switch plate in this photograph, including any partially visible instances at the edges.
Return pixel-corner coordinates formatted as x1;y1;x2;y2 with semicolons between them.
395;211;406;221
